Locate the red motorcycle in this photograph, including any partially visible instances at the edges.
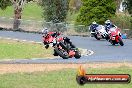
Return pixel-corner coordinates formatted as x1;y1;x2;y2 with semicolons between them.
108;27;124;46
43;32;81;59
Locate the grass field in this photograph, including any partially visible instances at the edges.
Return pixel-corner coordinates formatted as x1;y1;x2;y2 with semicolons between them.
0;39;90;59
0;2;43;20
0;39;53;59
0;2;78;22
0;66;131;88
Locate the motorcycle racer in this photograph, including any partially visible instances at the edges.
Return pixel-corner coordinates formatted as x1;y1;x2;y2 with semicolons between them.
104;20;116;32
42;28;60;49
89;21;99;32
42;29;81;58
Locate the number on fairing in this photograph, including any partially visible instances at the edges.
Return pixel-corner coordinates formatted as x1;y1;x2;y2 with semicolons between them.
112;37;115;40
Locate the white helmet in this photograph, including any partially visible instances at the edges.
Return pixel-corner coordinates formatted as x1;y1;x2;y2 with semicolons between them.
105;20;111;24
92;21;97;24
42;27;49;34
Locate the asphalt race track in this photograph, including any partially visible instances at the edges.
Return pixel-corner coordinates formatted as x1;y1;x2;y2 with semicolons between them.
0;30;132;64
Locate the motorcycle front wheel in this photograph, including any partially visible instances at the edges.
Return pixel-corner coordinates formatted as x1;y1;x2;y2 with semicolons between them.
74;51;81;59
54;47;69;59
118;37;124;46
94;34;100;40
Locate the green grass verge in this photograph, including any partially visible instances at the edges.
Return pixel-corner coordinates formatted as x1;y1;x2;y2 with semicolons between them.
0;67;131;88
0;2;43;20
0;39;53;59
0;2;79;23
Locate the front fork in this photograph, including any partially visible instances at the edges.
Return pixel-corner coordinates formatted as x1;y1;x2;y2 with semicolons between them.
115;35;121;43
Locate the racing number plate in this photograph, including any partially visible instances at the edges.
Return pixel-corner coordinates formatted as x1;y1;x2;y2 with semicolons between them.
112;37;115;40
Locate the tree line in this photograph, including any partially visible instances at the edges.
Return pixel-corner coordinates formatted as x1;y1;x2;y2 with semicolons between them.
0;0;131;29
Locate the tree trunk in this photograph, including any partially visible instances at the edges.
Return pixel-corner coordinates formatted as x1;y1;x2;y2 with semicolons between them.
13;8;22;30
115;0;122;13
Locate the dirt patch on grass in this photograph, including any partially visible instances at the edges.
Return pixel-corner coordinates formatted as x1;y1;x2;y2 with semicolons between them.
0;63;132;74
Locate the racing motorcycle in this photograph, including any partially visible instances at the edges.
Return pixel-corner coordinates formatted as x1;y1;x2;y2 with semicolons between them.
90;25;109;40
43;32;81;59
108;27;124;46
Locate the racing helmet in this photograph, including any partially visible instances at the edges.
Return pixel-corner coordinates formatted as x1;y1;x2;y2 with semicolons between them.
42;27;49;34
92;21;97;25
105;20;111;25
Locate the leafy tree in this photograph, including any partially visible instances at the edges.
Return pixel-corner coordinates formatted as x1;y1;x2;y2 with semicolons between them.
125;0;132;29
76;0;116;25
0;0;11;10
41;0;69;23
